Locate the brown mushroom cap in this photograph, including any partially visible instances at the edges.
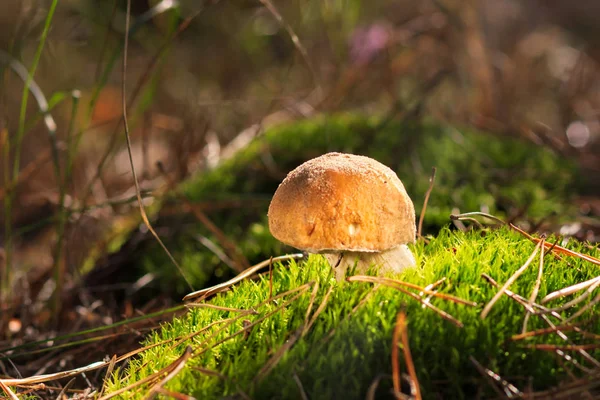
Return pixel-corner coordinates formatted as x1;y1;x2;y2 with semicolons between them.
268;152;415;253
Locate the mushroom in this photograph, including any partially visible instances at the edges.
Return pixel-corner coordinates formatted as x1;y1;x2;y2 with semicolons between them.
268;152;416;280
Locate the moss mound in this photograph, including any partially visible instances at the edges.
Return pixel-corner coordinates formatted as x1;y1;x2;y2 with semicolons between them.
107;227;600;399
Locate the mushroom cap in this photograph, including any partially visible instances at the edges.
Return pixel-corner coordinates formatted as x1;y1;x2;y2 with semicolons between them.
268;152;415;253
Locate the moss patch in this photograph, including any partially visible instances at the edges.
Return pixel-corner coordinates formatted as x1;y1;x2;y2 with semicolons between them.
106;227;600;399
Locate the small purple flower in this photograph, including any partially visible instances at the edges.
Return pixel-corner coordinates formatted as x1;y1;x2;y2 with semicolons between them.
349;23;390;65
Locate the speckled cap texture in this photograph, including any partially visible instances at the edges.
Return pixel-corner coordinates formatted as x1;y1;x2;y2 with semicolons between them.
268;152;415;252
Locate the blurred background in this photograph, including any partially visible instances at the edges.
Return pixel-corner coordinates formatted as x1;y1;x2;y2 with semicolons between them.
1;0;600;368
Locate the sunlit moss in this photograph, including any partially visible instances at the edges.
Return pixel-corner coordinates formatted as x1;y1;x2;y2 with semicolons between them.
106;227;600;399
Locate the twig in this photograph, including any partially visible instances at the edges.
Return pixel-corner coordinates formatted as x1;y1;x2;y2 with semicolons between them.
54;377;76;400
541;276;600;304
512;325;578;341
269;256;274;299
391;312;403;399
347;276;465;327
121;0;194;291
469;356;522;398
293;372;309;400
98;355;117;398
144;346;193;400
303;285;334;337
0;379;19;400
257;0;319;90
419;277;446;307
481;238;544;319
255;326;304;381
417;167;436;237
1;360;109;386
366;374;388;400
184;303;256;314
540;277;600;314
481;274;600;369
154;387;196;400
348;275;477;306
303;281;320;333
561;291;600;324
523;344;600;351
522;237;546;334
397;312;421;400
450;211;506;226
182;254;303;301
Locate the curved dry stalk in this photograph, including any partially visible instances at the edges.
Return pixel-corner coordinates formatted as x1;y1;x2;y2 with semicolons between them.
194;285;312;359
417;167;436;238
481;239;543;319
538;278;600;315
391;312;403;398
541;276;600;304
469;356;522;398
1;360;108;386
0;380;19;400
522;237;546;334
392;311;421;400
120;0;194;291
182;254;304;301
303;285;334;337
347;275;477;306
143;346;192;400
347;276;464;327
561;291;600;324
481;274;600;369
452;211;600;266
257;0;319;90
419;277;446;308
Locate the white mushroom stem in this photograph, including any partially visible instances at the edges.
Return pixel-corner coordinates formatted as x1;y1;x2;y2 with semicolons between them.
322;244;416;281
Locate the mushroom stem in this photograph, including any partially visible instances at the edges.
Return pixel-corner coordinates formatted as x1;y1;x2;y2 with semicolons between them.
323;244;416;281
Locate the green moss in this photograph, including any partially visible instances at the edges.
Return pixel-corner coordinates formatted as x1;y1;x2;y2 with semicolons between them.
106;227;600;399
139;114;580;292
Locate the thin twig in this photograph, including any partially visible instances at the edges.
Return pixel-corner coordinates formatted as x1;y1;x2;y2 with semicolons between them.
255;326;304;381
522;237;546;334
561;291;600;324
540;278;600;314
481;274;600;369
257;0;319;90
348;275;477;306
398;312;421;400
541;276;600;305
98;355;117;398
391;312;403;399
469;356;522;398
121;0;194;291
523;344;600;351
182;254;303;302
347;276;465;327
292;372;309;400
366;374;388;400
481;239;544;319
303;281;320;333
0;379;19;400
1;360;109;386
144;346;193;400
417;167;436;237
419;277;446;307
269;256;274;299
303;285;334;337
184;303;256;314
54;377;76;400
